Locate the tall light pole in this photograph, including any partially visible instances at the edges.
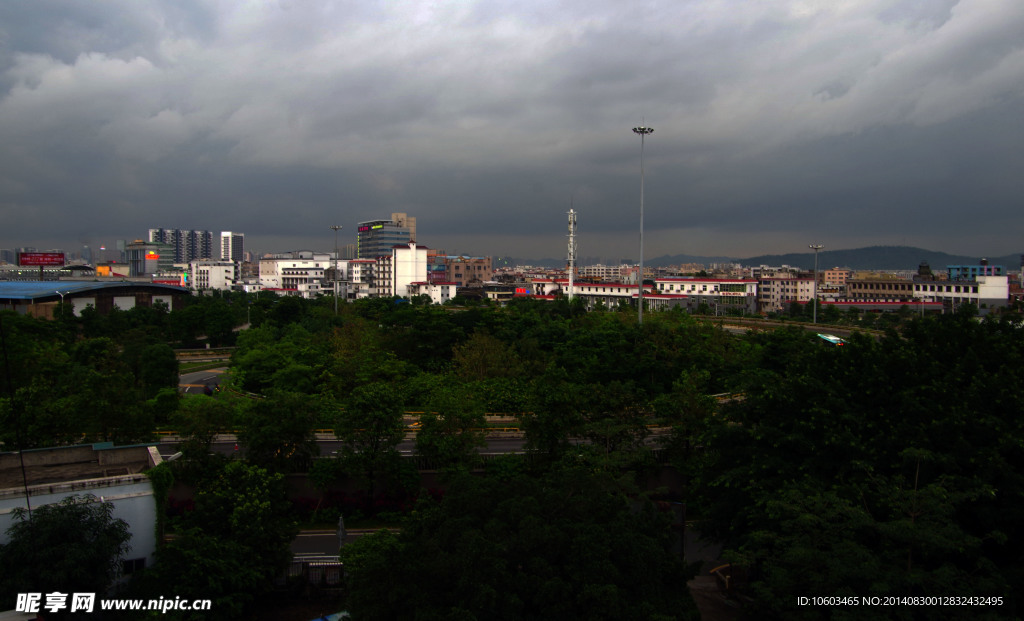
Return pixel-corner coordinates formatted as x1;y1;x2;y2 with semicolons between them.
809;244;823;323
632;124;653;325
330;225;343;314
55;290;67;320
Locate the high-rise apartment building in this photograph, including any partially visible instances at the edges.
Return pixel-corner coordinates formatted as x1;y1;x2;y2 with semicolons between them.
148;229;214;263
220;232;244;262
357;212;416;259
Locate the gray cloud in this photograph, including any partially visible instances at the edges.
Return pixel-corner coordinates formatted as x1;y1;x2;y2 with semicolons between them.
1;0;1023;262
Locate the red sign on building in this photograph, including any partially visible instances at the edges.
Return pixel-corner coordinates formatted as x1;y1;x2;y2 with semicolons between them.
18;252;66;266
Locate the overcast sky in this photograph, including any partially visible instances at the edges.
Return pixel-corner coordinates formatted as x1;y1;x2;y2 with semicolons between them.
1;0;1022;262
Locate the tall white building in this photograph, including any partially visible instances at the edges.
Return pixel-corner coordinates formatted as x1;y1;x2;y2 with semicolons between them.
375;242;428;297
220;232;244;262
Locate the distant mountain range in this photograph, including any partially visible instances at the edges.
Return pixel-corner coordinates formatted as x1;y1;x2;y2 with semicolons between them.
498;246;1024;272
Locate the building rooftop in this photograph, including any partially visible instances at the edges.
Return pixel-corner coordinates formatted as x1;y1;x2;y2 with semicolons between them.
0;280;187;301
0;442;161;492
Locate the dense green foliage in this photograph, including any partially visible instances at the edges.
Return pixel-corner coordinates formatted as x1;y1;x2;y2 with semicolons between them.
693;314;1023;619
342;464;700;621
137;462;297;620
0;311;178;447
4;292;1023;619
0;495;131;608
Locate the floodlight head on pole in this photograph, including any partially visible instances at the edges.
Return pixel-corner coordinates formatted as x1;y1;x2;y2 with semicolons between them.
632;125;653;325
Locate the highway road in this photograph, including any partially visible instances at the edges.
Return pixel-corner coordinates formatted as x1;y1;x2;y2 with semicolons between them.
157;434;528;460
178;368;227;395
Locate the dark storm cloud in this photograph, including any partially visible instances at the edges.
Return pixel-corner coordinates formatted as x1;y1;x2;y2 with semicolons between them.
1;0;1023;260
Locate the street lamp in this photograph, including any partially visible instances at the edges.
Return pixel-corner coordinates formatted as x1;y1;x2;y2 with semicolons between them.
329;225;343;314
55;290;67;319
632;124;653;325
809;244;823;323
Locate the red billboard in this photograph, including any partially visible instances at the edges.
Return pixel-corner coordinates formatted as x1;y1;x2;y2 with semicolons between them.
19;252;66;266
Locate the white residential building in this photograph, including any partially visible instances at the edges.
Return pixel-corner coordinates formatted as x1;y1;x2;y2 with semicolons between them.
187;259;237;292
375;242;428;298
220;232;244;262
757;276;815;312
912;275;1008;309
407;281;456;304
259;251;331;298
655;277;759;314
348;259;375;299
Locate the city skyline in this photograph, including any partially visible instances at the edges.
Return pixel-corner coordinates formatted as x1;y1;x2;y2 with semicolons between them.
2;1;1023;259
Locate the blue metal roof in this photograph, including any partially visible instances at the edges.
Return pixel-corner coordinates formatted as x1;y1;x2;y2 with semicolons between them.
0;281;188;301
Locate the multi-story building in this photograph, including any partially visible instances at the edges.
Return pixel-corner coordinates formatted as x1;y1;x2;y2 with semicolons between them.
126;240;176;277
654;277;759;314
823;267;854;288
259;251;331;298
846;275;916;303
188;259;238;292
579;264;629;282
569;282;646;310
349;259;376;299
148;229;214;263
757;276;815;312
220;232;244;262
946;261;1004;281
443;255;493;286
357;212;416;259
375;242;428;297
912;275;1008;310
407;282;456;305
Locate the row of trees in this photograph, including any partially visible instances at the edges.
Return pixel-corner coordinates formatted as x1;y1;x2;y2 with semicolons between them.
5;292;1023;618
0;311;179;448
691;312;1023;619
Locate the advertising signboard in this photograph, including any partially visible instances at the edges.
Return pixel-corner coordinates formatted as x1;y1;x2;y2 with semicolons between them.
19;252;65;266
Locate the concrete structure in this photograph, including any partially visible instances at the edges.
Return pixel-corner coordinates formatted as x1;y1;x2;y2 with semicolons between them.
406;281;456;304
357;212;416;259
757;276;815;312
823;267;854;288
349;259;375;299
570;282;647;310
655;277;759;314
187;259;238;292
443;255;493;286
846;276;916;303
0;443;163;573
0;281;187;318
579;264;630;282
148;229;214;263
912;275;1008;310
946;262;1004;281
220;231;244;262
375;242;428;298
258;251;331;298
125;240;176;278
